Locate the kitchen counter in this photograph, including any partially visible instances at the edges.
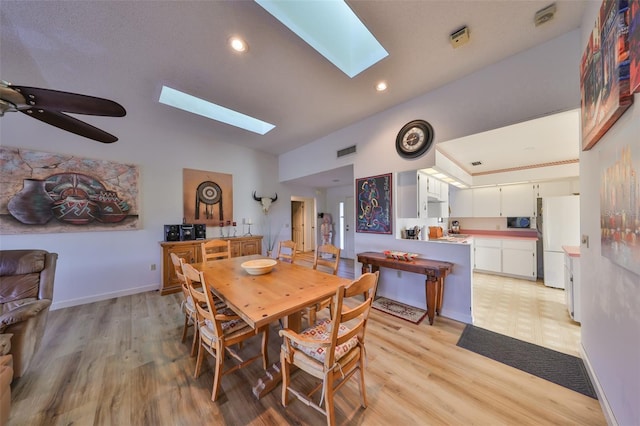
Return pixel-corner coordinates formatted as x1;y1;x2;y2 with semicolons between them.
562;245;581;257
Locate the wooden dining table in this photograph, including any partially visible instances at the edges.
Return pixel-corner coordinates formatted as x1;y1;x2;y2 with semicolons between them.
191;254;352;398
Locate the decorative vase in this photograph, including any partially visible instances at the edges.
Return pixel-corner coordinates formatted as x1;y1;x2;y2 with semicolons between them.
7;178;54;225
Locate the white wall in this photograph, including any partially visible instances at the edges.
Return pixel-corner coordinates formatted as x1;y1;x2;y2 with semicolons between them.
579;4;640;425
279;30;581;326
0;92;292;310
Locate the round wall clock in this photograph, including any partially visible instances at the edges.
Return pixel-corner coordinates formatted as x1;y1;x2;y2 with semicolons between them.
395;120;434;159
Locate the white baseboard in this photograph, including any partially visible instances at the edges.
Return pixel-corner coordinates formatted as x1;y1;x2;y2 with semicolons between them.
50;284;160;311
441;308;472;324
581;343;617;426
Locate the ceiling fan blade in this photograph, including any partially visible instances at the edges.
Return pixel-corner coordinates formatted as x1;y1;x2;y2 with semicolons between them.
20;109;119;143
11;85;126;117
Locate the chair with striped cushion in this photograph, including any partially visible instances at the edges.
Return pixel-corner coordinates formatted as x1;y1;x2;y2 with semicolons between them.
307;244;341;325
182;262;269;402
170;252;199;356
279;271;379;426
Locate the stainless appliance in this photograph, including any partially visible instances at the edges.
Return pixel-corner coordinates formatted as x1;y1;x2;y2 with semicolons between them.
451;220;460;234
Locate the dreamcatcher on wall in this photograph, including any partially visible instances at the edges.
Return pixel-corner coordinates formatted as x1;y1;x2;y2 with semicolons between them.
183;169;232;226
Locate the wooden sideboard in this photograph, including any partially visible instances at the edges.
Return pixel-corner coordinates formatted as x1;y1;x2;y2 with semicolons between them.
160;236;263;295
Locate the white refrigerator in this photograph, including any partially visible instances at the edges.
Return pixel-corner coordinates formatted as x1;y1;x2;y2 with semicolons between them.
541;195;580;288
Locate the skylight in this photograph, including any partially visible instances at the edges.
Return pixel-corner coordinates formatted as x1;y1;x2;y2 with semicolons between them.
255;0;388;78
158;86;275;135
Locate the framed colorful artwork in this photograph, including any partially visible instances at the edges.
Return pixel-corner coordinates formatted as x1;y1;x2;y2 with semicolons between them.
356;173;392;234
183;168;233;227
580;0;633;151
600;144;640;276
0;146;140;235
630;0;640;92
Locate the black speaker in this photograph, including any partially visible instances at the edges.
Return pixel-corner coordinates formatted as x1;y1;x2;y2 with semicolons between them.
180;224;195;241
164;224;180;241
194;224;206;240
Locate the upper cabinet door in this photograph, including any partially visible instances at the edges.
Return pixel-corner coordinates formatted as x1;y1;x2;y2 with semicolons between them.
472;187;501;217
501;184;535;217
449;187;473;217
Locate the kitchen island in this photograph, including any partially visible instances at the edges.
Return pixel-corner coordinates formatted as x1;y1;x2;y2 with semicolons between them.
354;233;473;324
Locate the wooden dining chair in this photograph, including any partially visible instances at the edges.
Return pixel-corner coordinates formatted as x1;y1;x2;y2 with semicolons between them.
201;239;231;262
181;262;269;402
279;271;380;426
307;244;342;325
170;252;199;356
313;244;341;275
276;240;297;263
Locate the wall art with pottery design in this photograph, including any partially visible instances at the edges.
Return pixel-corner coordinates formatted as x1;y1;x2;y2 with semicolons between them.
0;146;139;235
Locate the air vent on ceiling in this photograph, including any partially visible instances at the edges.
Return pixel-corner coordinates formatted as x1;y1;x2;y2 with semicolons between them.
534;3;556;26
471;161;483;166
337;145;356;158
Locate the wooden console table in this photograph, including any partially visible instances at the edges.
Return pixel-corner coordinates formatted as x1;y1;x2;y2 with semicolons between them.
357;252;453;325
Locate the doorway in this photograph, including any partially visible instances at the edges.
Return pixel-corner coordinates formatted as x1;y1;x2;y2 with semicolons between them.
340;196;355;258
291;200;304;252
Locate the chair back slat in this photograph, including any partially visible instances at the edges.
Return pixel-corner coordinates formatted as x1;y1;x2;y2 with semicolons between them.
182;262;224;338
201;239;231;262
313;244;341;275
276;240;297;263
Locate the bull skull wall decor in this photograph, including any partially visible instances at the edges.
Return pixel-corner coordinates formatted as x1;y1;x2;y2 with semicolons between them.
253;191;277;214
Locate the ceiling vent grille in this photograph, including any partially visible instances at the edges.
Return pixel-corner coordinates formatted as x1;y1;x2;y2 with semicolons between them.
337;145;356;158
471;161;483;166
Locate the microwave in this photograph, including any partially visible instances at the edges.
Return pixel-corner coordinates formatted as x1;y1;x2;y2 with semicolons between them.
507;217;531;229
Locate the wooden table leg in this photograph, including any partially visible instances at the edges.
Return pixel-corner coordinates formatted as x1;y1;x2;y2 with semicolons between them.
252;311;303;399
425;278;436;325
436;277;444;315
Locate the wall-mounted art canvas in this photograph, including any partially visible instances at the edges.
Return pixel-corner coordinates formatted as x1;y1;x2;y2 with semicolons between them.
600;144;640;276
356;173;392;234
183;168;233;227
0;146;140;234
630;0;640;92
580;0;633;150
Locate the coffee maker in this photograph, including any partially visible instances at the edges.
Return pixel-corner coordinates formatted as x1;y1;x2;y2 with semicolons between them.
451;220;460;234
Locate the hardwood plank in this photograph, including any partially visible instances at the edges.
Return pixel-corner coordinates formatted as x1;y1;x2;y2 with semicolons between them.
7;261;605;425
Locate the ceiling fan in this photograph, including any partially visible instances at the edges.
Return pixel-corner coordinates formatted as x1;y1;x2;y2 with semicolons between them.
0;80;126;143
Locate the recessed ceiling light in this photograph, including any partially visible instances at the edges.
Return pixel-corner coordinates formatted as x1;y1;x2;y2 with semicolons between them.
375;81;388;92
229;36;248;52
255;0;388;78
159;85;275;135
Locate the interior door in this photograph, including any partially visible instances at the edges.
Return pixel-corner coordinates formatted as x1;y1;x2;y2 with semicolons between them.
343;196;355;259
291;201;304;252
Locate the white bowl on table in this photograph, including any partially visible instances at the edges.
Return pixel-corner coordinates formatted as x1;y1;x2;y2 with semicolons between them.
241;259;277;275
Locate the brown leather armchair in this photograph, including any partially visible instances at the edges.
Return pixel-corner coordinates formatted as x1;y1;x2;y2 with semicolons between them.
0;250;57;378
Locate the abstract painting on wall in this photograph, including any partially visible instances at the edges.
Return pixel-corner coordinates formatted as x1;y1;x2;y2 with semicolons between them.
0;146;140;234
600;144;640;276
580;0;633;150
356;173;392;235
630;0;640;92
183;168;233;227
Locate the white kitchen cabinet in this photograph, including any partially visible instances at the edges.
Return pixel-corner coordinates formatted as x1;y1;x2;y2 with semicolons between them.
472;187;501;217
474;238;502;273
502;239;536;279
474;237;537;280
501;184;535;217
449;187;473;217
417;172;448;218
564;251;581;322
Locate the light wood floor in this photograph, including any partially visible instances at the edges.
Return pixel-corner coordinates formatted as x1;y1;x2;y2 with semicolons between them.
8;254;604;425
